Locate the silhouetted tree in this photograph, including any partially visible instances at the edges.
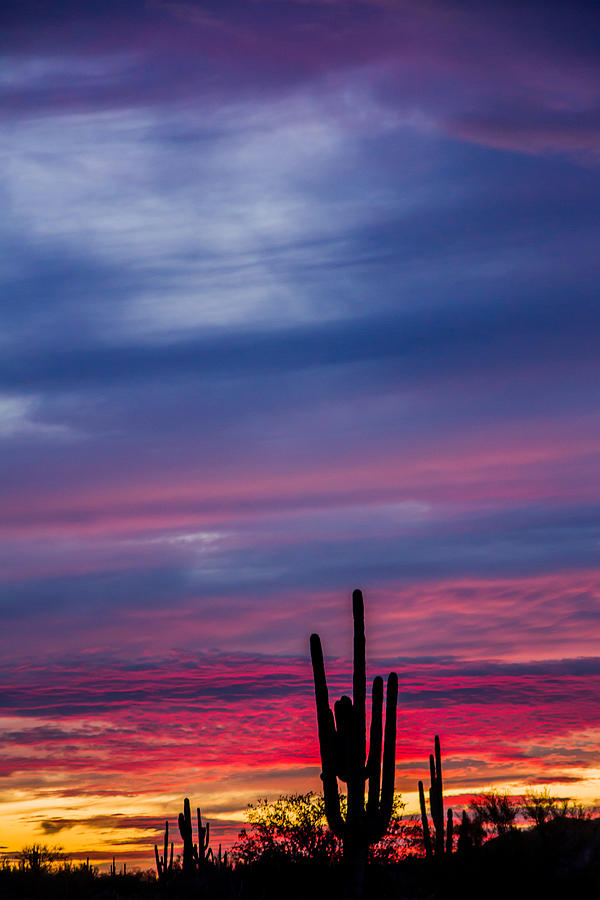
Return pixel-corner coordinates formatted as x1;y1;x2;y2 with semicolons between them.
233;791;408;866
522;788;588;830
469;791;519;838
17;845;64;873
367;794;410;862
233;792;342;864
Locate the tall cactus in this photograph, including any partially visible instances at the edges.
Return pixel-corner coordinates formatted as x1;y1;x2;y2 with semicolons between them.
418;735;452;858
178;798;210;875
154;819;173;881
310;589;398;896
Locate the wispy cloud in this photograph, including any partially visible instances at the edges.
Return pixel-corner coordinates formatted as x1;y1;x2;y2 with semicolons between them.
2;0;600;865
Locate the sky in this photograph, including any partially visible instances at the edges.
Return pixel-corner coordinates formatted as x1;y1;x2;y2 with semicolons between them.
1;0;600;869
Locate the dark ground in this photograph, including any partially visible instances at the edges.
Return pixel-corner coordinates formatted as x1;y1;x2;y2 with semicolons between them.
3;819;600;900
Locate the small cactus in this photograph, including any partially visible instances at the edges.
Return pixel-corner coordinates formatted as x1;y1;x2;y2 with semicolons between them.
418;735;452;857
154;819;174;881
195;805;210;865
212;843;232;870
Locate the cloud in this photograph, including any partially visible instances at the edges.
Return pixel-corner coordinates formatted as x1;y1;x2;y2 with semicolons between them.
3;651;600;796
2;0;600;863
2;1;599;163
0;393;76;439
39;813;164;835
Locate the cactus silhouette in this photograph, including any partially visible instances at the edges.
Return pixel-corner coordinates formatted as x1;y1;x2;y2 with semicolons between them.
457;810;473;855
310;589;398;897
418;735;452;857
178;798;210;874
154;819;174;881
212;843;231;870
418;780;433;858
446;807;453;855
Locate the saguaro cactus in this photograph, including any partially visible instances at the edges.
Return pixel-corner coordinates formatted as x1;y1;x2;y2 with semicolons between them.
310;589;398;895
154;819;174;881
194;806;210;866
418;735;452;858
178;798;210;874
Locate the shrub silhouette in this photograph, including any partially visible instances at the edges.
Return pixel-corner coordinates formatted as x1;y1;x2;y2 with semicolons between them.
469;791;519;838
17;845;64;873
233;792;408;866
522;788;589;830
234;792;342;864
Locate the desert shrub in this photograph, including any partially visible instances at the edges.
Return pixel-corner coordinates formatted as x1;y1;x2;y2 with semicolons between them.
522;788;589;829
233;791;408;865
469;792;519;838
233;792;341;864
16;845;65;873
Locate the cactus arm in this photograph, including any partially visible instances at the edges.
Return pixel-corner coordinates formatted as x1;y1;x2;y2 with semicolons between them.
310;632;345;837
433;735;445;857
435;735;443;829
163;821;168;872
378;671;398;828
196;807;209;861
154;844;162;878
352;589;366;770
368;671;398;841
418;780;433;858
310;632;334;771
435;735;442;787
366;676;383;820
334;695;352;782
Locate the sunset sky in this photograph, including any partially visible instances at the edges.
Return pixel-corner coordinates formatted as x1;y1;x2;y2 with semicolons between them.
2;0;600;869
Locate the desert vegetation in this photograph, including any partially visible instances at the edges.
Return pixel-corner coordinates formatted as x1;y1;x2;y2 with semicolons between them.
2;591;600;899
